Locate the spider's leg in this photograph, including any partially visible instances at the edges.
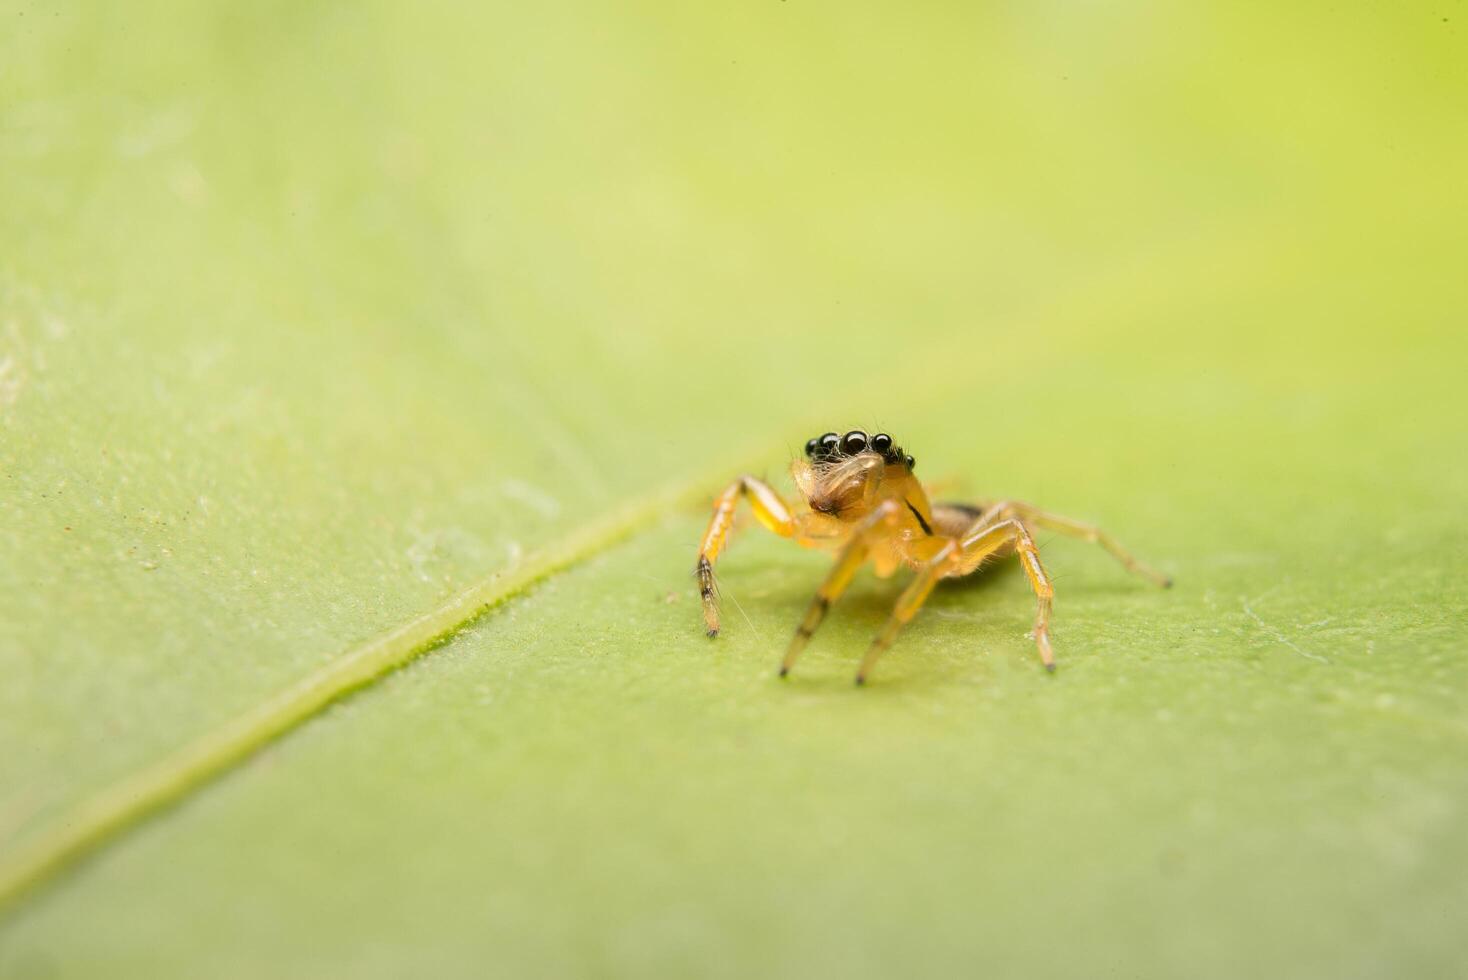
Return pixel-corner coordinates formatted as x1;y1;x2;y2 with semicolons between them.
779;499;900;678
951;516;1056;671
696;476;796;637
853;546;953;685
981;500;1170;588
855;517;1056;683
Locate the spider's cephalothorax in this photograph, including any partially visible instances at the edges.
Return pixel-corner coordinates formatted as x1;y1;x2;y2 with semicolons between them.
694;428;1172;685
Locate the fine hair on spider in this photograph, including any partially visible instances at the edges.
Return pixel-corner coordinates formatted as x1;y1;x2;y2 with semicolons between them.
694;428;1171;685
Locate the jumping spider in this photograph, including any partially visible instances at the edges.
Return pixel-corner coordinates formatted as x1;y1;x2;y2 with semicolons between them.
695;429;1171;684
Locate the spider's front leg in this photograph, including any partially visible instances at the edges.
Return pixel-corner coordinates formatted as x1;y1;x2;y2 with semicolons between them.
855;517;1056;685
778;499;902;678
696;475;796;637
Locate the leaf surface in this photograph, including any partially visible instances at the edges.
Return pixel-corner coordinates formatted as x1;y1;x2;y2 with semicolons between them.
2;2;1465;976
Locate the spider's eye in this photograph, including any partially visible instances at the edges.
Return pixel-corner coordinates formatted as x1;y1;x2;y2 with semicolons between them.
906;455;916;470
817;432;840;456
804;438;819;457
840;430;868;455
870;433;892;455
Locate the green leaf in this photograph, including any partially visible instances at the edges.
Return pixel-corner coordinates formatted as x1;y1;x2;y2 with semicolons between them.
2;2;1465;977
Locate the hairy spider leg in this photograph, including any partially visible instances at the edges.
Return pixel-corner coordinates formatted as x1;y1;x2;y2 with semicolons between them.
779;499;902;678
973;500;1172;589
696;476;797;636
855;517;1056;684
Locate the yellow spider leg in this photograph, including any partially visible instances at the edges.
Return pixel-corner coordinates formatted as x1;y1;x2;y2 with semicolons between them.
696;476;796;637
955;516;1056;671
984;500;1171;588
854;542;955;685
779;499;901;678
856;517;1057;684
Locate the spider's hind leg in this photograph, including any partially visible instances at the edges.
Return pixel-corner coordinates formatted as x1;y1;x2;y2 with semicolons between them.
982;500;1171;588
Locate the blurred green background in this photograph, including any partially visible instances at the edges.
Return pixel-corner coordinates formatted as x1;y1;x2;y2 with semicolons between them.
2;2;1465;977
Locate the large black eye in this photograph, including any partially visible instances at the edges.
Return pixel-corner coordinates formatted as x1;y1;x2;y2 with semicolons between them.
870;433;892;456
840;430;868;455
906;455;916;470
817;432;840;456
804;438;819;457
